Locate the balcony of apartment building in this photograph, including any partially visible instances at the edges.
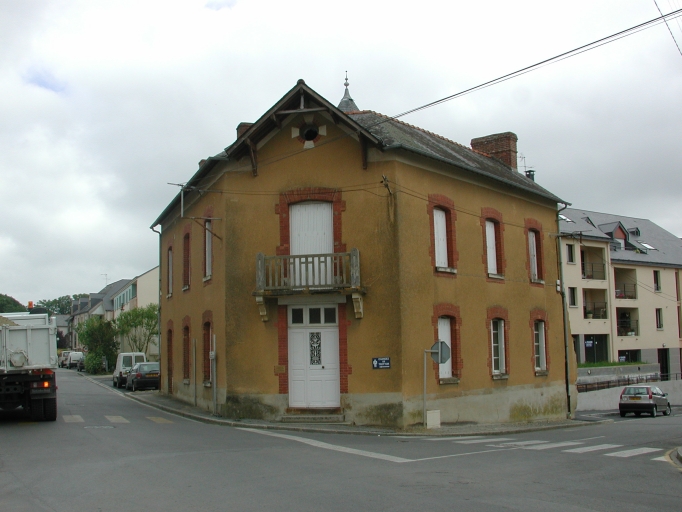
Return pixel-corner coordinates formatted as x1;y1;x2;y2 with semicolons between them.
614;268;637;299
616;308;639;336
581;247;606;280
583;288;608;319
254;249;364;319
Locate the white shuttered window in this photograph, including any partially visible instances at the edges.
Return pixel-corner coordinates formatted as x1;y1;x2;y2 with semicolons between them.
434;209;448;268
528;230;538;280
491;319;505;374
486;220;498;275
438;316;452;378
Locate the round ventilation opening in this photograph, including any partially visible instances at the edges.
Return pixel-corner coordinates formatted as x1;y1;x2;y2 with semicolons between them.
301;125;319;141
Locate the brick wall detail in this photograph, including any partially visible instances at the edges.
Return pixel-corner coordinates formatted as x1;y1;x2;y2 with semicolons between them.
431;303;463;381
427;194;459;277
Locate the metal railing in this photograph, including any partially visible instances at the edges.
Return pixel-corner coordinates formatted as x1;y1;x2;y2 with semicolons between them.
584;301;608;319
577;372;682;392
256;249;360;293
582;262;606;280
614;282;637;299
617;319;639;336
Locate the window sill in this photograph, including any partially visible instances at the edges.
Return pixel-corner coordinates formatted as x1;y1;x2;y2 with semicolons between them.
203;381;212;388
182;285;190;291
492;373;509;380
567;261;576;265
435;266;457;275
203;275;212;282
166;293;172;299
531;279;545;285
535;370;549;377
439;377;460;385
183;379;190;385
656;327;664;331
568;305;578;308
488;273;505;280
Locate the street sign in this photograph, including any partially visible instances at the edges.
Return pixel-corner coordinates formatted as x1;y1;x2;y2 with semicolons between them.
430;340;450;364
372;357;391;369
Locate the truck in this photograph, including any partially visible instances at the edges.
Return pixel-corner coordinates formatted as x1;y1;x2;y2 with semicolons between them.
0;310;58;421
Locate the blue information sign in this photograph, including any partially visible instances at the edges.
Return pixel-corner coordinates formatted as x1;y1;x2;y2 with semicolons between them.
372;357;391;369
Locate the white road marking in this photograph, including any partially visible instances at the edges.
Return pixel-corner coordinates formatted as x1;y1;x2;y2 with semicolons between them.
147;416;173;424
425;436;484;442
63;415;84;423
651;456;668;461
497;440;548;447
105;416;129;424
522;441;583;450
456;437;514;444
605;447;662;458
237;428;412;463
563;444;623;453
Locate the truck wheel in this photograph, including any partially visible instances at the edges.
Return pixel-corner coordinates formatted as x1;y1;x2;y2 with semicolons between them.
30;399;45;421
44;398;57;421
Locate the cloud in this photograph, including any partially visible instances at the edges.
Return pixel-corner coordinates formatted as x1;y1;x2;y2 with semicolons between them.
204;0;238;10
23;66;67;93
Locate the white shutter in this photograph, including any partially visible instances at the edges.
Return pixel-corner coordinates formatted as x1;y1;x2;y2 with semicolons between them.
528;230;538;280
486;220;498;275
438;317;452;378
290;202;333;286
433;209;448;268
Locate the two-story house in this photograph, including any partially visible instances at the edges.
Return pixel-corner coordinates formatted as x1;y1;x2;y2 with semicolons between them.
560;208;682;378
152;79;574;427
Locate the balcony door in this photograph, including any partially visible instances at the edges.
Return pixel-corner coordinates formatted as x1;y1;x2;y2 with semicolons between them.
290;202;333;286
288;304;340;408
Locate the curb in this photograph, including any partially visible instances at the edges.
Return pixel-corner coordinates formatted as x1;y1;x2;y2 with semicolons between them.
77;372;612;437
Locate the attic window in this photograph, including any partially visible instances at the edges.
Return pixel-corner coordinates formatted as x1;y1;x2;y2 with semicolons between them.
638;241;656;250
559;214;574;223
301;124;319;141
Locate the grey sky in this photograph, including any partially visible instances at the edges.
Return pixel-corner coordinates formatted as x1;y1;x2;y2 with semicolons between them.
2;0;681;305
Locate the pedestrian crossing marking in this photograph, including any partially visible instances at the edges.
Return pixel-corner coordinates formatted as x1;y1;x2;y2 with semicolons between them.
498;440;548;447
456;437;514;444
426;436;484;442
651;456;668;461
523;441;583;450
147;416;173;424
105;416;129;424
63;415;84;423
605;447;662;458
563;444;623;453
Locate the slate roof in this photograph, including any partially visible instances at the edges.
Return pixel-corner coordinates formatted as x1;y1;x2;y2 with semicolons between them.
560;208;682;268
338;87;359;113
347;110;564;203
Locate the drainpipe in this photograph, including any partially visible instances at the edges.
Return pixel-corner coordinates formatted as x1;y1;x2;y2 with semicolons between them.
556;203;572;418
193;338;197;407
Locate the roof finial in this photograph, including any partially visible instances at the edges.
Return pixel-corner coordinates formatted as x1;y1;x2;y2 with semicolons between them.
344;71;349;89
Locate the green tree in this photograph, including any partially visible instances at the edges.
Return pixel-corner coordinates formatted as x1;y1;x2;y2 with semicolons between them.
0;294;27;313
116;304;159;354
75;316;118;374
37;293;88;316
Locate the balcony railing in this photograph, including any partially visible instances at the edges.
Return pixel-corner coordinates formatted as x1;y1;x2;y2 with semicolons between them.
615;282;636;299
584;301;608;319
255;249;361;295
582;262;606;280
617;319;639;336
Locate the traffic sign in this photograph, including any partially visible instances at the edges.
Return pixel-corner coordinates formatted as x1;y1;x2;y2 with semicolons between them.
430;340;450;364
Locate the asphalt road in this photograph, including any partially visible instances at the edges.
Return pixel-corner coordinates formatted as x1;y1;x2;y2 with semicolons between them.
1;368;681;511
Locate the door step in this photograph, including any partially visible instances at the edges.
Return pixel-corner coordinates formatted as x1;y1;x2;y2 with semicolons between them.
281;413;346;424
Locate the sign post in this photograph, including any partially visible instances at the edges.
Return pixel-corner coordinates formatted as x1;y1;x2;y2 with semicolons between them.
424;341;451;427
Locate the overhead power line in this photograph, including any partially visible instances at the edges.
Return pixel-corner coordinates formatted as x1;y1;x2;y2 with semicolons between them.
653;0;682;57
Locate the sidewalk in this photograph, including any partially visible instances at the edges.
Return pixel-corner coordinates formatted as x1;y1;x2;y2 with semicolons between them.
83;372;607;437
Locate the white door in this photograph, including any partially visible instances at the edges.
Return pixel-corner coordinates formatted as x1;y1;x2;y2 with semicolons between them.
288;304;340;408
290;202;333;286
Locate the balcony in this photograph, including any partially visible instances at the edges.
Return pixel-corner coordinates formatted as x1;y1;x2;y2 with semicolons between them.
584;301;608;319
617;319;639;336
582;262;606;280
254;249;364;320
614;282;637;299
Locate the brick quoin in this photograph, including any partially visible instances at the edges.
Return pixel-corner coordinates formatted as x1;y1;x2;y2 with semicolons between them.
524;218;545;286
431;304;463;381
529;309;550;372
486;307;511;376
339;303;351;393
427;194;459;278
480;207;506;282
165;242;173;297
275;188;346;255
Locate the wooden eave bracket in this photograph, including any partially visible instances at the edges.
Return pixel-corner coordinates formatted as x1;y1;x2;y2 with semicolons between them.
255;296;268;322
246;139;258;176
352;292;363;319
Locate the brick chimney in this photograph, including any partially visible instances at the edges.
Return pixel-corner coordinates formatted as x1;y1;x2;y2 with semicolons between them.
471;132;518;170
237;122;254;138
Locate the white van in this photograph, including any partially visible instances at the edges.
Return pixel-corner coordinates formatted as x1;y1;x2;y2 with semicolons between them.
67;351;84;369
112;352;146;388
